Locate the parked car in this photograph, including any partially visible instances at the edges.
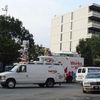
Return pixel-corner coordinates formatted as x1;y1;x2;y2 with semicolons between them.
76;67;100;82
82;73;100;93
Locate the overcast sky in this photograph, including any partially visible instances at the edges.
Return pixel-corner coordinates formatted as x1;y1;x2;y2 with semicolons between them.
0;0;100;48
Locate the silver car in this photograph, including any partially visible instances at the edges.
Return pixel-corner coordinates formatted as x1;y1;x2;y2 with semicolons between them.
83;73;100;93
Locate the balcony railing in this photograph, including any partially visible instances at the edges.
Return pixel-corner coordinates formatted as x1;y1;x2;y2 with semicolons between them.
88;22;100;29
88;11;100;18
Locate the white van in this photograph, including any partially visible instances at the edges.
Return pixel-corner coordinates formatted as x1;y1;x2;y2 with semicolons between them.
0;63;65;88
76;67;100;82
38;54;84;82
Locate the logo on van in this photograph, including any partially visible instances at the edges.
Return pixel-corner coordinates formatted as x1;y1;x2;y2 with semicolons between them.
48;70;57;74
70;61;83;70
70;61;82;66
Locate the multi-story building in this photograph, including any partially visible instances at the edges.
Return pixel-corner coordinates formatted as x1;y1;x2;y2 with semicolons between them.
50;3;100;53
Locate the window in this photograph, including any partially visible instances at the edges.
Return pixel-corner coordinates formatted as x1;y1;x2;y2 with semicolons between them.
17;65;26;73
78;69;81;73
88;68;100;73
61;25;63;32
70;22;73;30
60;43;62;51
61;16;63;23
70;41;72;51
71;12;73;20
70;31;72;40
60;34;62;41
82;68;86;73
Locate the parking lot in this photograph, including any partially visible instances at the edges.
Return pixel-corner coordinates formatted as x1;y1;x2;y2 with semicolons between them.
0;83;100;100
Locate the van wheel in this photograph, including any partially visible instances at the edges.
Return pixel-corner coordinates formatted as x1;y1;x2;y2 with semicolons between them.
46;78;54;87
38;84;45;87
6;79;16;88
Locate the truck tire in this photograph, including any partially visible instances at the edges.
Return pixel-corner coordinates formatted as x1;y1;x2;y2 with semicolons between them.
6;79;16;89
46;78;54;87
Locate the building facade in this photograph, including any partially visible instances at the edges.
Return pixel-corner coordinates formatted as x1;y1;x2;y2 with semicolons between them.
50;3;100;53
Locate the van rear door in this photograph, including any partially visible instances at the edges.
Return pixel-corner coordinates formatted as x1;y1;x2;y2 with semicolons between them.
76;67;86;82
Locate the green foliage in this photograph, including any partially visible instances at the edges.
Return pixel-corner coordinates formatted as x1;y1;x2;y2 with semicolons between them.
0;15;35;68
76;36;100;66
0;16;22;38
28;44;51;61
0;15;34;42
0;15;49;70
0;34;21;66
29;44;46;61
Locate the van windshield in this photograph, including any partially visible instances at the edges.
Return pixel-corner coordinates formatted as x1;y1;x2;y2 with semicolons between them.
5;65;14;71
86;74;100;78
10;65;19;72
88;68;100;73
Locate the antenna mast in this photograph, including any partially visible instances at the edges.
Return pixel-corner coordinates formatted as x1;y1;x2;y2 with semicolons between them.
2;5;8;16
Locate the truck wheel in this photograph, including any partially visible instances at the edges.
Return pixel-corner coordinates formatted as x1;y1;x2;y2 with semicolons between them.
46;79;54;87
6;79;16;89
38;84;45;87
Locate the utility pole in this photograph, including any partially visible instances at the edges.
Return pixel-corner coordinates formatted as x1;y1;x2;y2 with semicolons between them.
2;5;8;16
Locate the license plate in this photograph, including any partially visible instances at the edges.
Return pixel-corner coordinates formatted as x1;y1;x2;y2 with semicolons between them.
94;86;99;89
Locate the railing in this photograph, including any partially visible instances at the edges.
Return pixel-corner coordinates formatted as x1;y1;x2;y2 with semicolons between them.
88;22;100;29
89;11;100;18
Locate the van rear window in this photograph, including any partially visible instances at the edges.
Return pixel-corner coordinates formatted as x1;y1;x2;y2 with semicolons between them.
78;69;81;73
88;68;100;73
82;68;86;73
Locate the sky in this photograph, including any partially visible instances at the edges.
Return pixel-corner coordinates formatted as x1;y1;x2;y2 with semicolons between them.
0;0;100;48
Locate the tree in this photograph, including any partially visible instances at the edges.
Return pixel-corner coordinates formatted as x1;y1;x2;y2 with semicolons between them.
29;44;52;61
0;15;36;70
0;33;21;71
76;36;100;66
0;15;35;43
44;48;52;56
0;15;50;68
32;45;46;61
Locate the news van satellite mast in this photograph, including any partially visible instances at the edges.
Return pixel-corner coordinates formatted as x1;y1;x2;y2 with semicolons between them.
2;5;8;16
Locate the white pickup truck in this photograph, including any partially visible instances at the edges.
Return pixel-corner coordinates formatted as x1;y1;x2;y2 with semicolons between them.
0;62;65;88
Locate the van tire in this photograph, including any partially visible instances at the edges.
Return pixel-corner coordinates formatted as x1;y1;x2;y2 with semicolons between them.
46;78;54;87
6;79;16;88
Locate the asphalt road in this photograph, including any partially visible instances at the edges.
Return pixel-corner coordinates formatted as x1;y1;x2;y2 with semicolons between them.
0;83;100;100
